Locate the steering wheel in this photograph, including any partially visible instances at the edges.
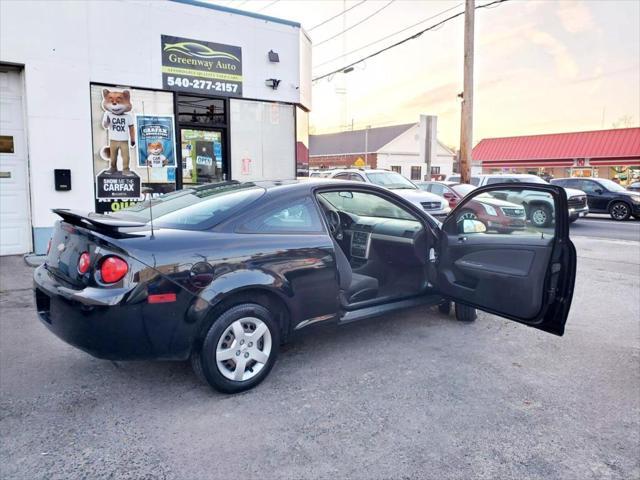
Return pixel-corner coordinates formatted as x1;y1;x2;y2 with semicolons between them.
326;210;343;240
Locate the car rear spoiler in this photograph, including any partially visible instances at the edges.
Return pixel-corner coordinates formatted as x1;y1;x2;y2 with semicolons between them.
52;209;147;233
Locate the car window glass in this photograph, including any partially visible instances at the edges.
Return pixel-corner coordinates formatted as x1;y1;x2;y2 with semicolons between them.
445;187;555;238
596;178;627;192
452;183;476;197
430;183;445;196
238;197;323;233
364;172;416;189
334;173;350;180
447;176;478;186
119;184;265;230
578;180;600;193
350;173;365;182
319;191;417;221
487;177;517;185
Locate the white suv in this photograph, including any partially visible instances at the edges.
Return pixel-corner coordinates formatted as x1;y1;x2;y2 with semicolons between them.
327;169;451;218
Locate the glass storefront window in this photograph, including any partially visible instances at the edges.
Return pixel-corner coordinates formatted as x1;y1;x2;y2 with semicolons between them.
230;99;295;181
181;129;225;184
90;84;177;214
177;95;226;126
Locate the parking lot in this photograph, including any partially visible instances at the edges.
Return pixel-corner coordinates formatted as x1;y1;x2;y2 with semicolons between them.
1;229;639;480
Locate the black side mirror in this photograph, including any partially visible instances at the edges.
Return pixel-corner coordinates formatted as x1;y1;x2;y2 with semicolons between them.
594;188;603;194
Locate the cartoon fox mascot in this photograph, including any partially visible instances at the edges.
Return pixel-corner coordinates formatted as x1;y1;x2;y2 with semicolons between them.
146;142;168;167
100;89;135;175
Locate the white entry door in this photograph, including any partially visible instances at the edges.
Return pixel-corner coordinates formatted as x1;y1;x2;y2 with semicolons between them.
0;67;31;255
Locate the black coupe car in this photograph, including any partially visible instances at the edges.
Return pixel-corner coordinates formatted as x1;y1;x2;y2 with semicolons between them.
34;180;576;393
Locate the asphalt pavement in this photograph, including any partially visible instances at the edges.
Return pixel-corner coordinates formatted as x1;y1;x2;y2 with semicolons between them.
1;235;639;480
570;215;640;241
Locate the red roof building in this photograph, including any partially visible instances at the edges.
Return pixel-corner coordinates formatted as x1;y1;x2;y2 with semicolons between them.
473;128;640;183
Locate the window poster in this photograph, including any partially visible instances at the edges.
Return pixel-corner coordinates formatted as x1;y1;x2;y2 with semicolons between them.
90;85;176;214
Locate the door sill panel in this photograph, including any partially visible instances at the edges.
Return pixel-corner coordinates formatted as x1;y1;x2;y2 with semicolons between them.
338;294;443;326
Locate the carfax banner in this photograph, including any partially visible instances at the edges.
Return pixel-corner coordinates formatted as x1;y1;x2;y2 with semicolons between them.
136;115;176;168
161;35;243;96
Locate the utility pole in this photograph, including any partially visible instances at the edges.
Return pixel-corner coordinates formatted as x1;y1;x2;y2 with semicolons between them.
364;125;371;167
459;0;475;184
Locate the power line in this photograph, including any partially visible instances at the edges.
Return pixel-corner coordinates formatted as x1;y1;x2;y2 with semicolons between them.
314;0;397;47
313;2;463;70
312;0;510;81
257;0;279;12
308;0;367;32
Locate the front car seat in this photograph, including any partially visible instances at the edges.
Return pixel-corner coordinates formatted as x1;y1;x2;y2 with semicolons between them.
332;240;379;304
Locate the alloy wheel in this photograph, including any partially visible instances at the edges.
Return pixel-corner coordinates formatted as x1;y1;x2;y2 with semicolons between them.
531;208;548;226
459;211;478;220
216;317;272;382
611;203;629;220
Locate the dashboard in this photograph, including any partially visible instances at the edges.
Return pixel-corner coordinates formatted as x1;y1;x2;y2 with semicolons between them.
342;215;424;260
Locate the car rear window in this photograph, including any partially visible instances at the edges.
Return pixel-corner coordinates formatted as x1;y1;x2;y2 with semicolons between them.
117;183;265;230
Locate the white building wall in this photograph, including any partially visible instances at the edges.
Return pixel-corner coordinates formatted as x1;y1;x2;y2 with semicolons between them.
0;0;309;252
377;124;455;179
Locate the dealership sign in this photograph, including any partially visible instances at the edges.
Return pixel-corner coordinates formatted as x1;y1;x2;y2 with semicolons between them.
161;35;243;96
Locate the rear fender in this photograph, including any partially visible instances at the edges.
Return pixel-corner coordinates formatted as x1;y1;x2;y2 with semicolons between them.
185;269;294;327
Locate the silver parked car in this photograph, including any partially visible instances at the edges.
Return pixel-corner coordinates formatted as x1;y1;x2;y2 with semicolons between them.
327;169;451;218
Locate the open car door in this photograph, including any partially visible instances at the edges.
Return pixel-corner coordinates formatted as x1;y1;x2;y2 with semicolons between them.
434;183;576;336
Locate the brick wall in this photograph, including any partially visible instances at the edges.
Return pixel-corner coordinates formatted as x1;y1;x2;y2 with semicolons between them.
309;153;378;170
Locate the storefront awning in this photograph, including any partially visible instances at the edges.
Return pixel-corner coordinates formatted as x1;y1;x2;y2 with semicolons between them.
473;127;640;167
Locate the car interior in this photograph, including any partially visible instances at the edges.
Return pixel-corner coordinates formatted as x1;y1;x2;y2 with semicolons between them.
316;190;432;308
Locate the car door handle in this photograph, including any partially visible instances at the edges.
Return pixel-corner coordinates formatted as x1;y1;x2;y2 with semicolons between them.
458;236;467;242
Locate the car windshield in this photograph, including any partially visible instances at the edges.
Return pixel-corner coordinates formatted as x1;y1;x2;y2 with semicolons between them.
519;175;549;184
117;182;265;229
597;178;628;192
365;172;416;189
451;184;476;196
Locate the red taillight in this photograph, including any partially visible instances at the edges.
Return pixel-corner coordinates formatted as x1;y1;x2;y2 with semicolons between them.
77;252;91;274
100;256;128;283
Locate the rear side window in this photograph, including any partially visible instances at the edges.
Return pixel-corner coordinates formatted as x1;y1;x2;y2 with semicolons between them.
238;197;324;234
120;184;265;230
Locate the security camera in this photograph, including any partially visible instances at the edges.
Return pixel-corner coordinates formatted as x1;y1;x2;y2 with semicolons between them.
265;78;281;90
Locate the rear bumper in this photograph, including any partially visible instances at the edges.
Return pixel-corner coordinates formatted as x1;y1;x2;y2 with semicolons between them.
33;265;191;360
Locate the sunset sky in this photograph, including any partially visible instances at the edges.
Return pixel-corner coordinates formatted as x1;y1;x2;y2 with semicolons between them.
214;0;640;148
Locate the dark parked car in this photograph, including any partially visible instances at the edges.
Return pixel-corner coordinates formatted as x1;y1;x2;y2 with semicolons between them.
417;181;526;233
34;180;577;393
551;177;640;220
627;182;640;193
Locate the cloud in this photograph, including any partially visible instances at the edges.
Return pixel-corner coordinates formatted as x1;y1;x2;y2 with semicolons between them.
557;0;595;33
527;29;579;80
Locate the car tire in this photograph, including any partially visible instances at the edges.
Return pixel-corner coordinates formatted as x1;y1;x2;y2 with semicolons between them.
438;300;451;315
609;201;631;221
458;208;479;221
194;303;280;394
455;303;477;322
529;204;552;228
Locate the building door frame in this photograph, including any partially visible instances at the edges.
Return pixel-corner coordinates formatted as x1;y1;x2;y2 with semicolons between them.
175;93;231;188
0;63;33;255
